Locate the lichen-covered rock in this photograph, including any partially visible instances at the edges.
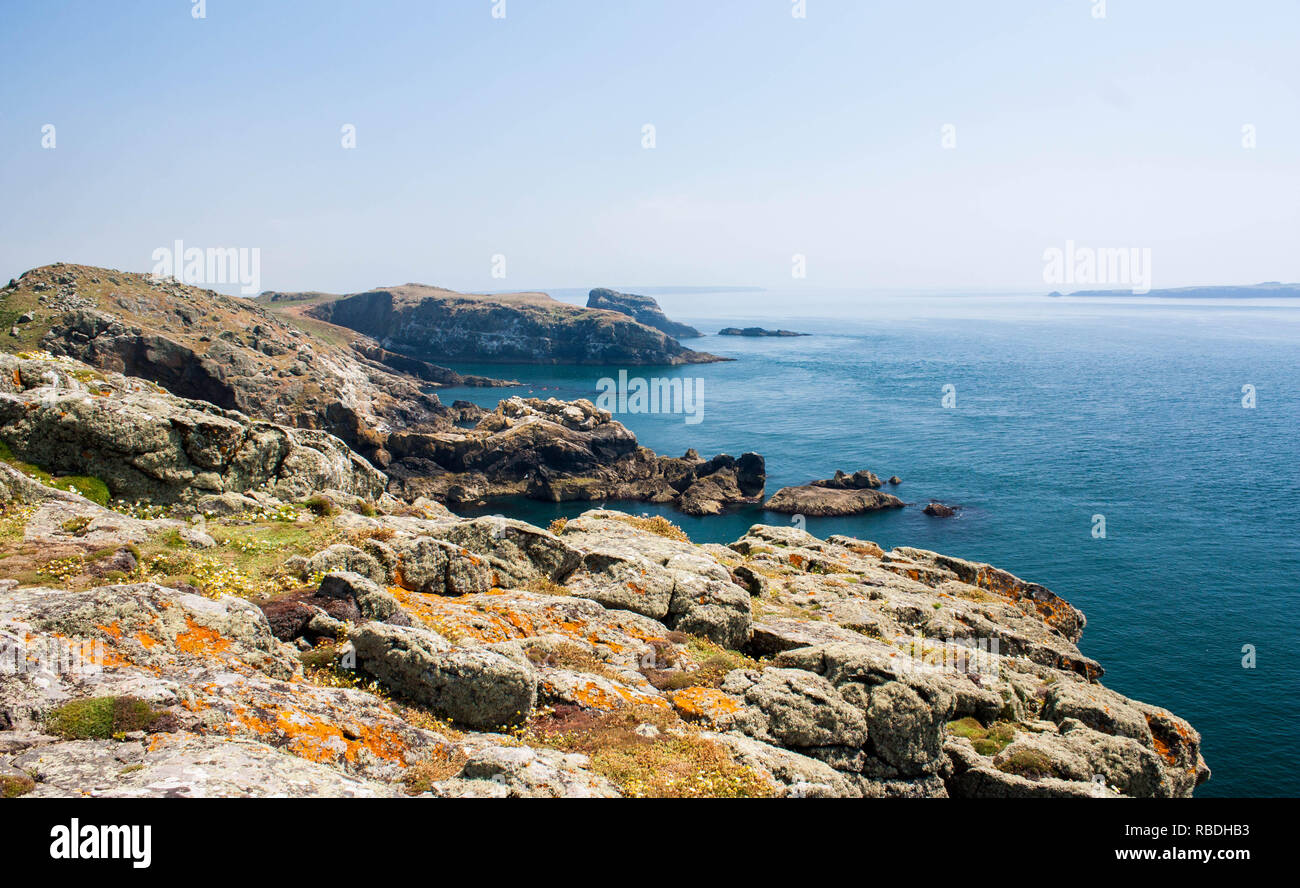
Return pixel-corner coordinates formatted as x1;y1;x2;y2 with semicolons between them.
12;733;401;798
558;511;752;648
351;623;538;729
0;352;386;505
723;667;869;750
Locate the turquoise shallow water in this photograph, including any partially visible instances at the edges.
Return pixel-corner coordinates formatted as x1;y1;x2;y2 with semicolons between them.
432;291;1299;797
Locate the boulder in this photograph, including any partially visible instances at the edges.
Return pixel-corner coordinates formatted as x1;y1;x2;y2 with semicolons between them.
351;623;538;729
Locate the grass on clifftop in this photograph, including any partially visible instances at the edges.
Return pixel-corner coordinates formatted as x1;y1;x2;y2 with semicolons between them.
550;514;689;543
609;514;689;542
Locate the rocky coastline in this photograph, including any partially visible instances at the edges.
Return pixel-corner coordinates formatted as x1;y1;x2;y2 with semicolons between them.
0;264;1209;799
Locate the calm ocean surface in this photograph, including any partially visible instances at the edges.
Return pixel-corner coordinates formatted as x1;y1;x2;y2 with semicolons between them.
433;290;1300;797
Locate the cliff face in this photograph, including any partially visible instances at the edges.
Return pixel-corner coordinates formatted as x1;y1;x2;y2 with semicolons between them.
587;288;701;339
0;264;470;458
309;285;724;365
0;352;387;505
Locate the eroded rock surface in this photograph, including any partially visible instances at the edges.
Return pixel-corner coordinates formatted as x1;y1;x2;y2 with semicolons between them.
0;352;386;505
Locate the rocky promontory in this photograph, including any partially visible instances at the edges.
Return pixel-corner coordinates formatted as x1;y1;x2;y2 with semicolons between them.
385;397;765;515
587;288;701;339
0;264;495;462
307;285;724;365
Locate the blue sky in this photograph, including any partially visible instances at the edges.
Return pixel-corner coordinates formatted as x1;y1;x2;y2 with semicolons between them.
1;0;1296;294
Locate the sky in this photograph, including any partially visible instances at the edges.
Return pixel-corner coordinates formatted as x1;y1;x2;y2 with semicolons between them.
0;0;1297;296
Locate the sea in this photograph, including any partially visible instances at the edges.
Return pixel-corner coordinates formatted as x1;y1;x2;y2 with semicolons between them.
431;288;1300;798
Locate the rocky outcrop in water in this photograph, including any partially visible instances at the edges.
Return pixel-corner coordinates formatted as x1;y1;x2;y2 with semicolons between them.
385;396;765;515
587;288;700;339
309;285;724;365
763;470;904;516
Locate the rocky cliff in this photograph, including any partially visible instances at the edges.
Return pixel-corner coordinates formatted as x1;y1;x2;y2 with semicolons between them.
0;352;386;506
587;288;701;339
307;285;724;365
0;264;490;459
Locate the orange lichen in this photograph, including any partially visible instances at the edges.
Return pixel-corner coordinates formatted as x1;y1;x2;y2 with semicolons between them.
670;687;741;723
174;617;233;658
565;679;670;712
229;702;410;766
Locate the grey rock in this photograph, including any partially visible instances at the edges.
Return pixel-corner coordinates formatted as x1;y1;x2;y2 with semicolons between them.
351;623;538;729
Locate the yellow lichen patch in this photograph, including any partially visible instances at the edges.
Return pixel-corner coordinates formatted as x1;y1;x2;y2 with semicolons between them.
669;686;741;724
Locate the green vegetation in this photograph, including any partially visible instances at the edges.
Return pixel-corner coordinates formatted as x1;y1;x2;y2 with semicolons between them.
0;440;111;505
42;695;174;740
522;705;773;798
303;494;338;517
996;748;1061;780
0;773;36;798
947;717;1018;755
645;634;760;691
60;515;93;536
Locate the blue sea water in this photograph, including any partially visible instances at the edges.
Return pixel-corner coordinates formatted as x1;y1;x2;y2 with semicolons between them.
433;290;1299;798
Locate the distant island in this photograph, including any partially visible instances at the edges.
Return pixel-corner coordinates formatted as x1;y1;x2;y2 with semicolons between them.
1049;282;1300;299
718;327;809;337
